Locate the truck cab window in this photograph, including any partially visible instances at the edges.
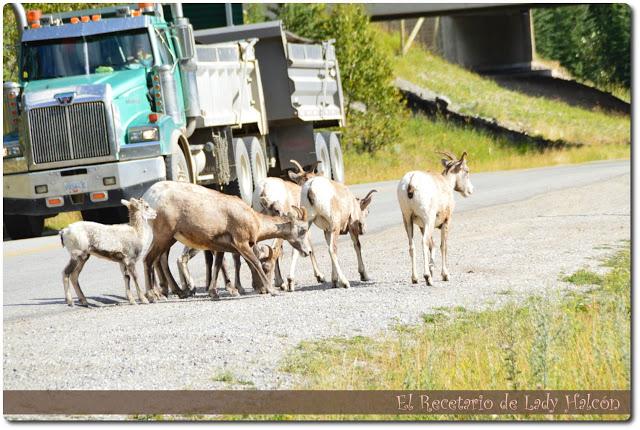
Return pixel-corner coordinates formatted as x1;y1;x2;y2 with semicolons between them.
20;29;154;81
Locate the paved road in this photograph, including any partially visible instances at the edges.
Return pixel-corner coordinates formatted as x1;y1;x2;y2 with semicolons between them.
3;159;629;322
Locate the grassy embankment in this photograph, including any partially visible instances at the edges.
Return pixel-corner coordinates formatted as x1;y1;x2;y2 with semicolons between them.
343;29;630;184
233;243;629;421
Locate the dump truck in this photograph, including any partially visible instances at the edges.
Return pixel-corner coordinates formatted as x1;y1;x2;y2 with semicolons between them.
3;3;346;239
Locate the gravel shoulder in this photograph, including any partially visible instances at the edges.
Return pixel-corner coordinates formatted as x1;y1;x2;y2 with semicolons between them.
3;173;630;390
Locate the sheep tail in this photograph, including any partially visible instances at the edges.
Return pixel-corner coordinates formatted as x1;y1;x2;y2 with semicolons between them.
59;228;66;247
407;174;416;199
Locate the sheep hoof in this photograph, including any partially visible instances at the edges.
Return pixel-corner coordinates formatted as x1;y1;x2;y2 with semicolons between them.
67;301;74;307
237;287;246;295
208;290;220;301
411;277;418;284
286;278;296;292
228;288;240;297
338;280;350;289
316;274;326;283
442;273;450;282
424;275;434;286
139;296;150;304
360;273;370;282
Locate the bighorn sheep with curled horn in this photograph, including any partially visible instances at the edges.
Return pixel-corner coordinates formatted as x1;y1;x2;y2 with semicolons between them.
175;159;323;294
300;176;377;289
396;151;474;285
59;198;157;306
142;181;311;300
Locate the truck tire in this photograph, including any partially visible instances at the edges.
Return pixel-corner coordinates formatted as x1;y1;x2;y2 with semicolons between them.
165;142;190;183
229;138;253;205
247;137;267;187
81;207;129;225
3;214;44;240
314;133;332;179
327;132;345;183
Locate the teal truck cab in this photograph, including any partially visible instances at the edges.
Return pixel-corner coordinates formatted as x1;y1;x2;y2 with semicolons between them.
3;3;346;240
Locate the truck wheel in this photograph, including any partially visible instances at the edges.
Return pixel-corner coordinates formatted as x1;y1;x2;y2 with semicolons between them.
328;132;345;183
166;143;190;183
3;215;44;240
314;133;332;179
81;207;129;225
229;138;253;205
247;137;267;187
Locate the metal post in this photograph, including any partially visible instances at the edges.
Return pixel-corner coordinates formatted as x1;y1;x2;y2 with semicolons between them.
402;17;425;56
400;19;406;55
10;3;27;37
225;3;234;26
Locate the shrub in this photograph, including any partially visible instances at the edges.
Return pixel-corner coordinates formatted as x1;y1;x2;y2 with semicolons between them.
278;4;405;153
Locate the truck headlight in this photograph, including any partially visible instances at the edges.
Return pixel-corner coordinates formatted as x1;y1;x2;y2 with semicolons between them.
128;126;159;143
3;141;23;158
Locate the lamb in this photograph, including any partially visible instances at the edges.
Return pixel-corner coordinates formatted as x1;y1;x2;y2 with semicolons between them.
59;198;157;306
396;151;474;285
300;176;377;288
141;181;310;301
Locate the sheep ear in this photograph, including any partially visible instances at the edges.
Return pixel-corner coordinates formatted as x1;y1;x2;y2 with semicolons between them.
288;170;301;182
120;199;130;208
441;159;451;169
359;189;377;210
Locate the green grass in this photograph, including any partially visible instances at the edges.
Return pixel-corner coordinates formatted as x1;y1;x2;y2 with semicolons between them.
236;244;630;421
44;211;82;232
343;27;630;185
211;371;254;387
344;114;629;184
381;29;630;147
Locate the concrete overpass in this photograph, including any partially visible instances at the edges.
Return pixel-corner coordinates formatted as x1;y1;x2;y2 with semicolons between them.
363;3;539;74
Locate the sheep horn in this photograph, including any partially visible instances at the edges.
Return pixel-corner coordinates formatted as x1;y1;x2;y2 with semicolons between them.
362;189;378;201
289;159;304;173
436;151;456;161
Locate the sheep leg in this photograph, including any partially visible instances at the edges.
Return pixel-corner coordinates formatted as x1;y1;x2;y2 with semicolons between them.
307;239;326;283
287;248;300;292
420;225;435;286
62;259;79;306
127;263;148;304
119;263;136;305
325;229;349;289
208;252;224;299
144;238;172;302
274;253;286;291
349;229;370;282
205;250;214;292
152;258;168;300
177;246;199;291
216;254;234;292
403;215;418;284
69;254;90;306
232;253;250;295
235;243;277;296
440;221;450;281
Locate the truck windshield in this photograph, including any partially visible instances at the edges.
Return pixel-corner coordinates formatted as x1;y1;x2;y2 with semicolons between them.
21;29;153;81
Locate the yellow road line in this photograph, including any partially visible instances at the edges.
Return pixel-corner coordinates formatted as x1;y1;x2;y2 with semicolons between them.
4;242;61;258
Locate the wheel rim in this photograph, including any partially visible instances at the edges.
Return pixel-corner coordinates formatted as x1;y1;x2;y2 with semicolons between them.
239;154;252;203
329;133;344;183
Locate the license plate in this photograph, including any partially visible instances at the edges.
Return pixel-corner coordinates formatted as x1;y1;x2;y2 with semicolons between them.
64;181;87;194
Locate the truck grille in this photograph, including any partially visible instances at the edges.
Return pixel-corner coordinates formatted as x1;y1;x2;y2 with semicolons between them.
28;102;111;164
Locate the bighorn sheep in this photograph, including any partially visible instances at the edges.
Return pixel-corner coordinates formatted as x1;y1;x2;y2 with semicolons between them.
301;176;377;288
142;181;310;300
59;198;157;306
396;151;474;285
254;174;325;291
177;159;322;293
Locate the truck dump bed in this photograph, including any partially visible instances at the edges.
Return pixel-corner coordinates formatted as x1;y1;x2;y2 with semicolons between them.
194;21;345;127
